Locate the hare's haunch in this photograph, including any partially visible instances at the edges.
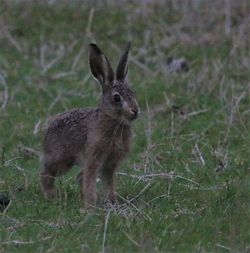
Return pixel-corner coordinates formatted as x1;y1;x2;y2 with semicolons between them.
40;43;139;209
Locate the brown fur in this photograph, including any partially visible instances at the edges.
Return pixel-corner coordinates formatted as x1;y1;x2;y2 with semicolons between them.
40;43;139;209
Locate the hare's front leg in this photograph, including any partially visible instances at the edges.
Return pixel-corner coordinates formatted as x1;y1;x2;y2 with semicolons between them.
101;159;120;204
82;159;102;209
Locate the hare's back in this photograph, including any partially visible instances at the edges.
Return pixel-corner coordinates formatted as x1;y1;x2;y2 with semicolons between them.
43;108;98;156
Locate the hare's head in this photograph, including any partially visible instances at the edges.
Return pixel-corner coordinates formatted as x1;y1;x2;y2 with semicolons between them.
89;43;139;124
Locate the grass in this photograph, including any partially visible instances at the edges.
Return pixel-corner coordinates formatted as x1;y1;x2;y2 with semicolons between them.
0;0;250;252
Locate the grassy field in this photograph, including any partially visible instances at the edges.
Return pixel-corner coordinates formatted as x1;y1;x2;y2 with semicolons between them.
0;0;250;252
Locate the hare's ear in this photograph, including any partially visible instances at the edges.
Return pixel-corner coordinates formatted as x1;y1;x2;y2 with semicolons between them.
89;43;114;87
116;42;131;81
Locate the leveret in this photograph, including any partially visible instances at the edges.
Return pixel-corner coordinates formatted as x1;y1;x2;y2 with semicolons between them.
40;43;139;209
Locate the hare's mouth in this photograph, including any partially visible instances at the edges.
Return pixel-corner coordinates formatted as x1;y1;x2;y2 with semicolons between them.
123;110;139;122
127;113;138;121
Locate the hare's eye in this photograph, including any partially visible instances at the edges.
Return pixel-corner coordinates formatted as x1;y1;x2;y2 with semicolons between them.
113;94;122;103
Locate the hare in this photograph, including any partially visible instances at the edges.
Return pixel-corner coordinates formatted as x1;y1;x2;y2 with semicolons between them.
40;43;139;209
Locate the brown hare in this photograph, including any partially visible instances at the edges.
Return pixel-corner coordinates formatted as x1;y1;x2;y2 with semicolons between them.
40;43;139;209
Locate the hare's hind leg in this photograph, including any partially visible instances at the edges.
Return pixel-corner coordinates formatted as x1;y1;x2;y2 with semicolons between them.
40;167;56;200
40;156;73;200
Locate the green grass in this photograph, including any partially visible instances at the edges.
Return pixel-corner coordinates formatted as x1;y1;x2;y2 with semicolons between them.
0;1;250;252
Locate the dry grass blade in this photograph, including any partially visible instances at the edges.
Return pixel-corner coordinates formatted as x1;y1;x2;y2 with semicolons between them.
0;18;22;52
101;210;110;253
193;143;206;166
19;146;40;158
118;172;173;181
1;237;51;245
0;73;9;112
71;46;85;72
86;8;95;39
123;231;140;247
143;101;153;174
1;240;35;245
116;193;152;221
216;243;231;251
33;120;42;135
186;108;209;118
129;181;151;202
174;175;200;186
40;44;65;74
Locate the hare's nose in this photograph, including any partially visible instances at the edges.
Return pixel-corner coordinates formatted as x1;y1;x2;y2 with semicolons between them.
130;108;138;118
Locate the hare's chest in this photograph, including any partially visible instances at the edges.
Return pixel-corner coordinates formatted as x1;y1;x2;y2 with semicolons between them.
91;123;132;159
109;127;132;156
112;137;129;153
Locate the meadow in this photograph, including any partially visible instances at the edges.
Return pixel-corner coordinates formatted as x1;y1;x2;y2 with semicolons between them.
0;1;250;252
